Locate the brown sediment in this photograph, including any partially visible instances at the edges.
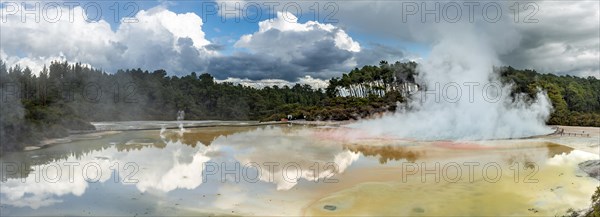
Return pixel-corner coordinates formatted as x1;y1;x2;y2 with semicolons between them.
540;126;600;154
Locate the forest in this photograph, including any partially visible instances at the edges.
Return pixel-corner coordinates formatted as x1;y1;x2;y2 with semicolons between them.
1;60;599;152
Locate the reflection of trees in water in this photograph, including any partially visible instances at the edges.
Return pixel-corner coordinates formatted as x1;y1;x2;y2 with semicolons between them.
162;126;261;147
1;126;262;180
545;142;574;157
505;142;574;168
116;138;166;151
344;144;424;164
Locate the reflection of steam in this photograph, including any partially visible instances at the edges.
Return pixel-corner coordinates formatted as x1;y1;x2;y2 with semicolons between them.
177;123;187;137
344;144;424;164
349;25;552;140
160;125;167;139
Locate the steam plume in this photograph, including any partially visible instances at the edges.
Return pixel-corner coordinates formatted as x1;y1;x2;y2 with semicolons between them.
349;24;553;140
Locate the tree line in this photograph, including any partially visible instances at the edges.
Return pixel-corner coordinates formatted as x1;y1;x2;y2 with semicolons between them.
0;60;326;152
500;66;600;126
326;61;418;97
1;60;598;153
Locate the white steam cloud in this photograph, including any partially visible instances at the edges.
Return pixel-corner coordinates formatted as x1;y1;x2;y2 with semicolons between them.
349;24;553;140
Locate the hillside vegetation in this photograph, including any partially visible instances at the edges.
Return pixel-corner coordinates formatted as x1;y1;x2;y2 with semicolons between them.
1;60;598;152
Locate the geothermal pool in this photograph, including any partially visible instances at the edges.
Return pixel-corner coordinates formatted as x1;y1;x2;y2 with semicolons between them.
0;124;598;216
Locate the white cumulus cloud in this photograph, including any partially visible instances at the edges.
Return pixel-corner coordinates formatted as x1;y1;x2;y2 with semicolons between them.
0;5;214;75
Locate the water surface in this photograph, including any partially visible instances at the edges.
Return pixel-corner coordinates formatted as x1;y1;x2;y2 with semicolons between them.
0;124;597;216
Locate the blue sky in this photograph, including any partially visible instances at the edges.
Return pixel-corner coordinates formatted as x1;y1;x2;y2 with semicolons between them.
163;0;429;57
0;0;598;81
88;0;427;58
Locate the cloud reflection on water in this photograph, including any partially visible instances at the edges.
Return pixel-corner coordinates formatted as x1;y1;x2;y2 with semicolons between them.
0;125;360;210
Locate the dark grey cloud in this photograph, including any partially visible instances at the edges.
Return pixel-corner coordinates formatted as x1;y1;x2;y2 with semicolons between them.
327;1;599;77
290;40;354;72
355;43;408;67
205;42;406;81
496;1;599;77
208;53;302;80
1;4;406;82
199;10;404;81
2;1;597;81
204;12;406;81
